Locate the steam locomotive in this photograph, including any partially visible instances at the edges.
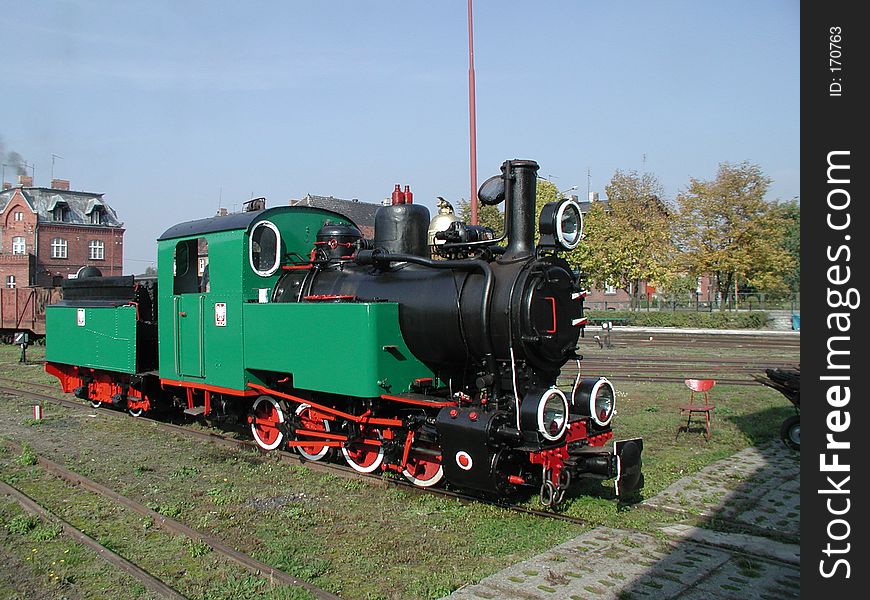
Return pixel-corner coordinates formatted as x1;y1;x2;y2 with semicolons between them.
45;159;643;506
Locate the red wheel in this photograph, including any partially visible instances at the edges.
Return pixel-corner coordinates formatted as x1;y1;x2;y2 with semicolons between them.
342;430;384;473
250;395;285;451
295;404;332;461
402;442;444;488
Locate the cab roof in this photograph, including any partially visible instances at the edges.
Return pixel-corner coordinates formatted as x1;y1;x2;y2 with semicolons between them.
157;206;356;241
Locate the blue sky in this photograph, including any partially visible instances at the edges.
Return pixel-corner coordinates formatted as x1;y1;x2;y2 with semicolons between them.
1;0;799;273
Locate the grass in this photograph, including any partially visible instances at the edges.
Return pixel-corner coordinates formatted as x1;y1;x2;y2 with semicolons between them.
0;337;799;599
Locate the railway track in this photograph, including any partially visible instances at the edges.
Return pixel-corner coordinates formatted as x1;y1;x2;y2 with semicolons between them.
0;434;343;600
0;478;188;600
0;380;801;582
0;382;590;525
0;379;796;539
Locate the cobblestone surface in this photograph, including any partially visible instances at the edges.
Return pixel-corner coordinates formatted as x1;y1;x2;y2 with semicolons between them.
642;441;800;539
443;442;800;600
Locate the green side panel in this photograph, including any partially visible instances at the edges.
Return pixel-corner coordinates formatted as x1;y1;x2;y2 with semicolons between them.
243;302;436;397
157;230;249;389
45;305;138;374
155;208;355;391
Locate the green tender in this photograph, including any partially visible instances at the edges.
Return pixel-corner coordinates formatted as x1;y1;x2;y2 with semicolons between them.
243;302;436;398
45;305;138;374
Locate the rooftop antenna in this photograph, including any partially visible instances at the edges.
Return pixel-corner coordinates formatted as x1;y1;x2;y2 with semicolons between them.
586;167;591;198
642;153;647;172
51;154;64;180
23;160;35;182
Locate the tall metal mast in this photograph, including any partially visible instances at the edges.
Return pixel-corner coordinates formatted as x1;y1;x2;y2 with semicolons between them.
468;0;479;225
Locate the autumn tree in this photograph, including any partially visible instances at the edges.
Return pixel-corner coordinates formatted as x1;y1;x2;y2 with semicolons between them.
778;198;800;294
568;170;673;308
532;178;565;245
456;198;504;237
673;162;794;308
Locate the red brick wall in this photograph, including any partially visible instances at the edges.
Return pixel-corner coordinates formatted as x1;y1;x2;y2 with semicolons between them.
36;224;124;285
0;254;35;287
2;191;38;256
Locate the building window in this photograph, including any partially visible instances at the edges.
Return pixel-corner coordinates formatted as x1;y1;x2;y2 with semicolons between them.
52;205;69;222
5;275;15;289
91;209;102;225
14;211;23;221
51;238;68;259
604;283;617;295
89;240;105;260
12;236;25;255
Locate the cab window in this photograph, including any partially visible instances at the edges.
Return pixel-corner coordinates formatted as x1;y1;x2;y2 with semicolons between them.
250;221;281;276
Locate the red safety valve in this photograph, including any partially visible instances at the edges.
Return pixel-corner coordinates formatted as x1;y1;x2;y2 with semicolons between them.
391;184;405;205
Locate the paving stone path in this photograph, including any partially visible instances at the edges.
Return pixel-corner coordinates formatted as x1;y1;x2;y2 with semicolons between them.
443;442;800;600
641;441;800;540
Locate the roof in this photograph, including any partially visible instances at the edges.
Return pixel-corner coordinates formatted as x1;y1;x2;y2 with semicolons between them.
157;205;358;241
158;209;267;241
0;186;123;227
291;194;380;227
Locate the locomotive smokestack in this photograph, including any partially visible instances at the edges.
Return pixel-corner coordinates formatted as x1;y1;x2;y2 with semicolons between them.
502;159;539;261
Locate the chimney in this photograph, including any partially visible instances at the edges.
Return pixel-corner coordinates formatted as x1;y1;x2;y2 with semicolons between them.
2;182;11;190
51;178;70;190
588;191;599;202
216;207;228;217
18;175;33;187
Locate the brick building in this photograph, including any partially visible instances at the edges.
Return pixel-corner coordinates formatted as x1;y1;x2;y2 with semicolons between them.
289;194;380;238
0;176;124;288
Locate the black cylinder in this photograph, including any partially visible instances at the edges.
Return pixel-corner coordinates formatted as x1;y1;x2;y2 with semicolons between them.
315;223;362;261
502;160;539;261
374;203;431;257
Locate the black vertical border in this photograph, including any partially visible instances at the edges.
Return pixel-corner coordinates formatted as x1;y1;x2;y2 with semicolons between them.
802;3;866;597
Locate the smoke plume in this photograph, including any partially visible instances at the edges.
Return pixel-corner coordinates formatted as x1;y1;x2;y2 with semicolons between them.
1;137;29;177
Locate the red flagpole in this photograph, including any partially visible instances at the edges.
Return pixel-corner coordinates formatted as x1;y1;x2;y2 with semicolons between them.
468;0;479;225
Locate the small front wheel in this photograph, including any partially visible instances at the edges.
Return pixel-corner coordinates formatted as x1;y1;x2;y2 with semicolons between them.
780;415;800;451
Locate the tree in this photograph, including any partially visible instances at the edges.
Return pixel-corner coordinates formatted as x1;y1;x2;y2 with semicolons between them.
535;178;563;245
673;162;794;308
778;198;800;294
567;170;673;309
456;198;504;237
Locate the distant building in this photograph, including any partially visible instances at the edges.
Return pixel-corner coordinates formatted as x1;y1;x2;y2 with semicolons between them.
0;176;125;287
289;194;380;238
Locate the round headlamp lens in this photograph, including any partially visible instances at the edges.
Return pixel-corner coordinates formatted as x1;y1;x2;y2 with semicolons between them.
539;389;569;441
589;378;616;426
556;200;583;250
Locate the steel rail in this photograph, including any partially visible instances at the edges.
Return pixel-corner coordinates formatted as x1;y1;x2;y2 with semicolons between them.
0;437;342;600
0;479;188;600
1;382;796;561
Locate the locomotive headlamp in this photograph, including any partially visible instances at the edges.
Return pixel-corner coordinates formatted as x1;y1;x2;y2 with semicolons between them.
572;377;616;427
520;387;569;442
538;198;584;251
